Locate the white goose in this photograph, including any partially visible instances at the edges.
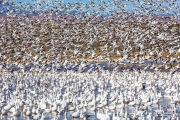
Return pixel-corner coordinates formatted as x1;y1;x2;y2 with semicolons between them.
112;112;121;120
1;108;8;115
88;97;96;106
155;105;164;117
57;105;65;115
109;102;116;110
96;94;101;102
68;104;76;111
26;107;32;116
146;112;152;120
152;97;159;104
32;112;42;120
64;111;67;120
9;106;15;113
12;105;21;116
51;103;58;111
122;110;129;120
72;109;80;118
96;109;110;120
147;97;153;106
31;106;36;114
4;104;12;111
86;94;93;102
128;97;136;106
40;99;47;110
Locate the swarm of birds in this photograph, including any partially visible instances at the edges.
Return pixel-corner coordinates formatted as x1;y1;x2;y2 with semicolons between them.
0;0;180;72
0;70;180;120
0;0;180;119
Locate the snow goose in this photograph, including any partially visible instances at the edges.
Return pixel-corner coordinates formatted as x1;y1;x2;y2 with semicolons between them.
41;112;47;120
61;96;70;107
131;112;137;120
109;102;116;110
57;105;65;115
40;99;47;110
19;100;25;107
36;105;43;114
77;93;83;101
51;103;58;111
97;102;104;109
116;101;124;109
170;85;177;93
102;98;108;106
82;106;87;114
109;93;118;102
147;97;153;106
55;96;61;104
123;110;129;120
156;91;163;99
137;111;145;120
84;100;88;107
4;104;12;111
155;105;164;117
28;100;34;107
88;97;96;106
135;96;141;106
170;97;176;104
9;106;15;113
146;112;152;120
32;112;42;120
44;105;52;113
96;94;101;102
135;106;144;117
72;108;80;118
112;112;122;120
64;111;67;120
128;97;135;106
78;100;84;109
31;106;36;114
96;109;110;120
23;106;27;114
152;97;159;104
141;96;149;104
86;94;93;102
68;104;76;111
117;97;124;103
1;108;8;115
164;88;171;95
171;112;177;120
124;97;129;103
172;92;179;103
26;107;32;116
80;109;86;119
12;104;21;116
146;82;152;90
90;105;96;111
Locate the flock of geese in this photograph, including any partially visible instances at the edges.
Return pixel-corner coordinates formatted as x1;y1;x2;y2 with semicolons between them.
0;0;180;120
0;0;179;73
0;68;180;120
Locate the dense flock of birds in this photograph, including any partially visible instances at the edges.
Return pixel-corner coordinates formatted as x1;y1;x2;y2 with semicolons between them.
0;0;180;69
0;0;180;73
0;15;179;73
0;70;180;120
0;0;180;120
0;0;180;17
